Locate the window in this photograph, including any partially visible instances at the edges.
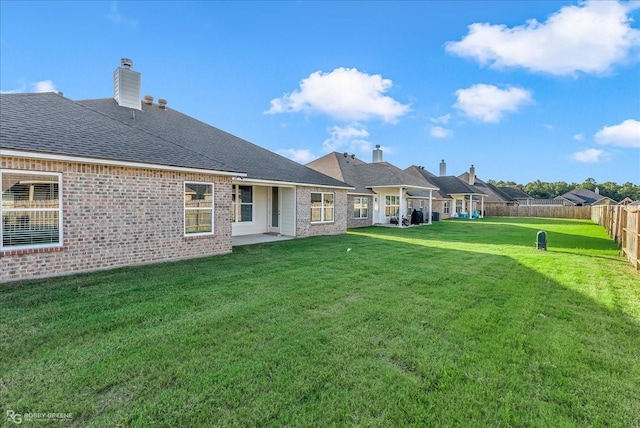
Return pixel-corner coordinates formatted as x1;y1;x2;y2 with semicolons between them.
385;195;400;217
311;192;334;223
1;170;63;250
353;197;368;219
184;182;214;235
443;201;450;214
455;199;463;213
231;185;253;223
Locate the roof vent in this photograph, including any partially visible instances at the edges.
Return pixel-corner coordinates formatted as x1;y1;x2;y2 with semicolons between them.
344;152;349;157
158;99;167;109
143;95;154;105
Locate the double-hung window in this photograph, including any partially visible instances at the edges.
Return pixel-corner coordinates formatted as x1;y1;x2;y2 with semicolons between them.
1;170;63;250
443;201;450;214
311;192;334;223
184;182;214;235
231;185;253;223
353;197;368;219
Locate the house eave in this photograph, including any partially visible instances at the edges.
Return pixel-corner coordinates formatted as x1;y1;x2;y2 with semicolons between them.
0;149;246;177
239;176;353;190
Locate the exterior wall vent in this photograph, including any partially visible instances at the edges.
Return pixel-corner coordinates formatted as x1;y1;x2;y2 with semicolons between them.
114;58;141;111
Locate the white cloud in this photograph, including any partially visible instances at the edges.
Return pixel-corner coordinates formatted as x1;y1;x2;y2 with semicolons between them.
1;80;57;94
594;119;640;148
445;1;640;76
430;113;451;124
266;67;410;123
453;84;533;123
430;126;452;139
33;80;57;93
322;124;373;153
573;133;585;141
572;148;609;163
276;148;316;164
107;2;137;28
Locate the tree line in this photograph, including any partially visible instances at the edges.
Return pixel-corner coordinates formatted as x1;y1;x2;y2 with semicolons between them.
487;178;640;202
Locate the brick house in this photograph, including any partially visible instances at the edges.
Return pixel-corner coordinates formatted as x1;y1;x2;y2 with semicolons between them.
307;147;437;227
1;59;350;282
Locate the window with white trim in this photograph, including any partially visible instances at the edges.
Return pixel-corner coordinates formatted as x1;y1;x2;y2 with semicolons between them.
231;185;253;223
1;170;63;250
443;201;450;214
385;195;400;217
184;182;214;235
353;197;368;219
311;192;334;223
455;199;463;213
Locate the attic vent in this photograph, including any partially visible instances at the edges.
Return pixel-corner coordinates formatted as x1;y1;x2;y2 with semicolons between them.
143;95;154;105
158;99;167;109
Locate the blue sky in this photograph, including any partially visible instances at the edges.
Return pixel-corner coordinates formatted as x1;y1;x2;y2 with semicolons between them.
1;1;639;185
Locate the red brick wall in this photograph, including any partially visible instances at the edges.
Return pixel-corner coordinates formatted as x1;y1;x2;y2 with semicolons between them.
1;157;232;283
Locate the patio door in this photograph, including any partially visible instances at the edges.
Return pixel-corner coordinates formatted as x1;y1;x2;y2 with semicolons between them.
268;187;280;234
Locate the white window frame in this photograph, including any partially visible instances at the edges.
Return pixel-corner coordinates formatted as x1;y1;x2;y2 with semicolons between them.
443;201;450;214
353;197;368;219
184;181;214;236
231;184;254;223
1;169;63;251
311;192;334;223
385;195;400;218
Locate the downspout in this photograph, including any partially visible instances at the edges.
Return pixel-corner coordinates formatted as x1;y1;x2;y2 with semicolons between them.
428;189;433;225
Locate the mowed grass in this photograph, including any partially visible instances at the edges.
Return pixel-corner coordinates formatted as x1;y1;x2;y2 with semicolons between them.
1;217;639;427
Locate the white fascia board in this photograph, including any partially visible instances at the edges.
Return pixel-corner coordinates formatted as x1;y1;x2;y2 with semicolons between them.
1;149;246;178
240;177;353;190
368;184;439;191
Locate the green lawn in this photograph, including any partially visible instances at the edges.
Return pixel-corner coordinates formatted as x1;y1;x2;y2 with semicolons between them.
2;217;639;427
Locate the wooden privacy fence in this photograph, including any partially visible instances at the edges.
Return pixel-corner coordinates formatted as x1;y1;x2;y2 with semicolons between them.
592;205;640;271
484;205;592;219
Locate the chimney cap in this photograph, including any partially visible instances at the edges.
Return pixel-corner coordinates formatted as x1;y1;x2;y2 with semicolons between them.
121;58;133;68
375;144;381;149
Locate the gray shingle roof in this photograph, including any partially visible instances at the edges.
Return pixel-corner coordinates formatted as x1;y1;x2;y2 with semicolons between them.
557;188;617;205
1;93;239;173
79;98;349;188
499;186;532;199
408;166;482;198
307;153;436;194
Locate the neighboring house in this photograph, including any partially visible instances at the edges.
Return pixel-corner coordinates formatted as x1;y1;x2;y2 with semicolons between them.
619;197;634;205
1;59;350;282
458;168;513;213
307;147;438;227
407;161;486;219
555;188;618;206
497;186;536;203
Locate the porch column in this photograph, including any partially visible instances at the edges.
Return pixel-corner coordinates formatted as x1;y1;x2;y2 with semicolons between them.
469;195;473;219
428;189;433;225
481;196;485;218
399;187;404;227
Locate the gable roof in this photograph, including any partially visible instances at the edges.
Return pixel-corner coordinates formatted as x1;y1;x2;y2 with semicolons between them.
499;186;532;199
457;172;511;203
307;153;436;195
78;98;349;188
556;188;618;206
1;92;240;174
407;166;483;199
